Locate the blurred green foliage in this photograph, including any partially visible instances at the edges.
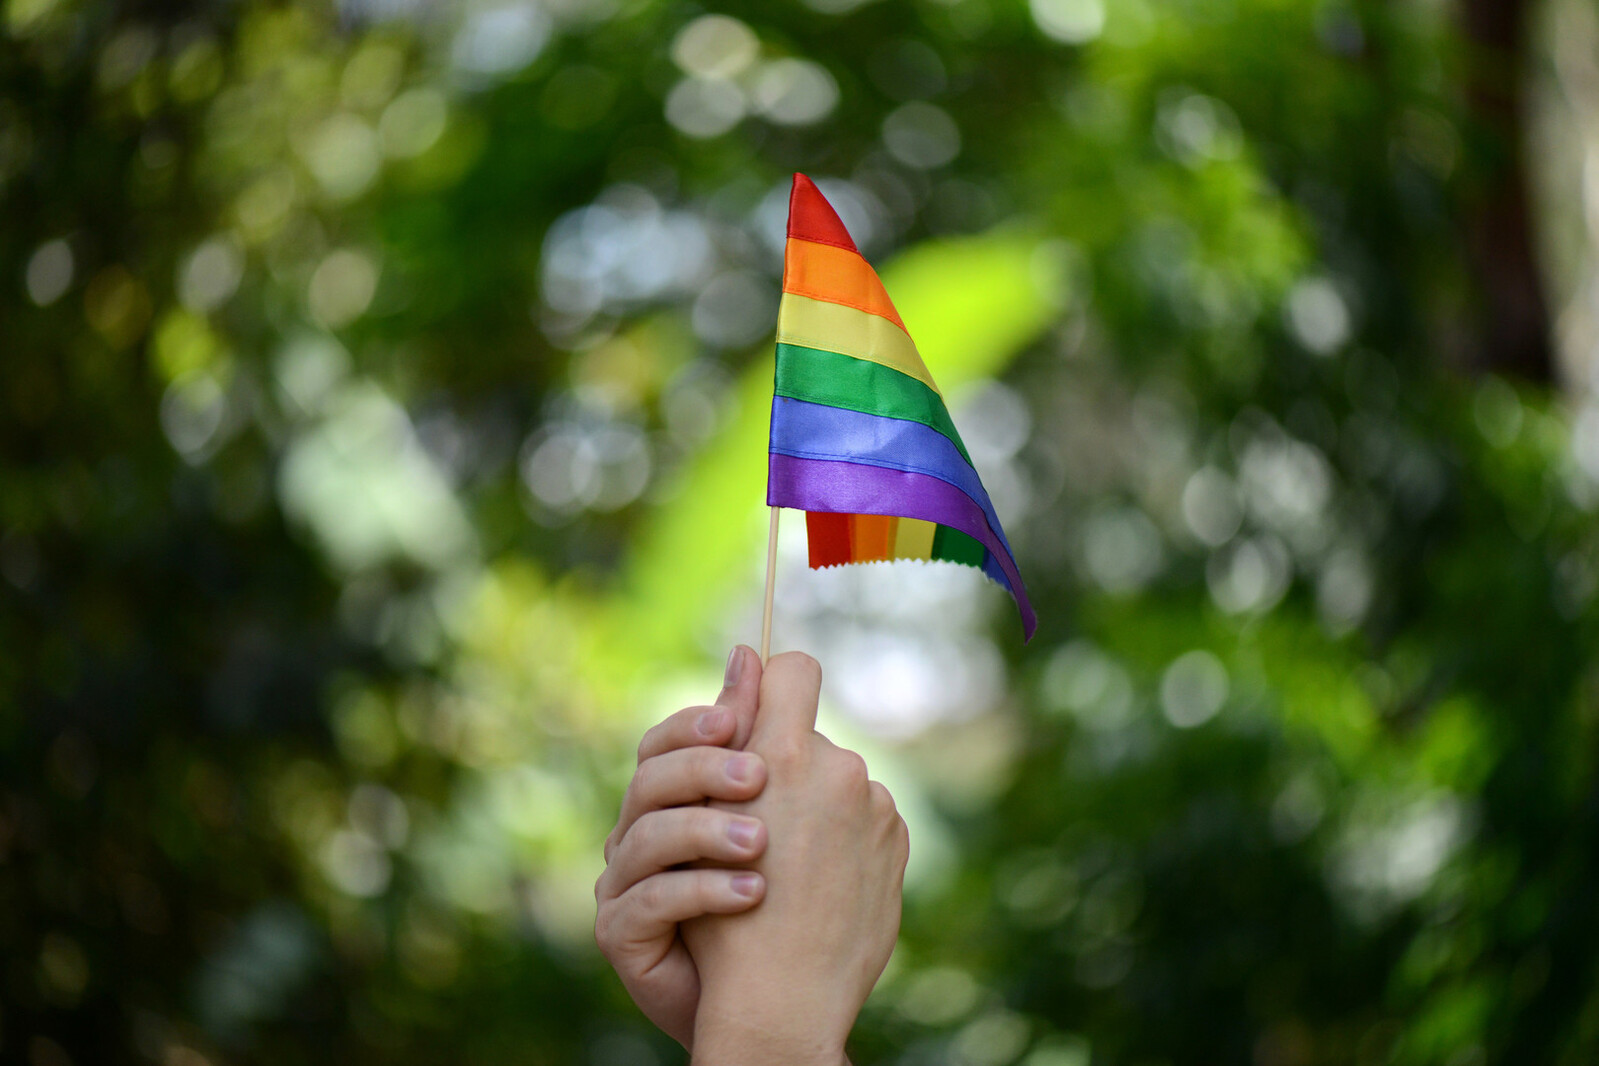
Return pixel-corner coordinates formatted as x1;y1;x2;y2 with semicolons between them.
4;0;1599;1063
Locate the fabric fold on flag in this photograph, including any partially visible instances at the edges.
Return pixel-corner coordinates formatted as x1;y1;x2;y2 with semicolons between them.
765;173;1036;640
768;398;1013;561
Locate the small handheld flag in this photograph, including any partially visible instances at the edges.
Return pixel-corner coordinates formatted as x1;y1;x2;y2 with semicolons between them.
762;174;1036;646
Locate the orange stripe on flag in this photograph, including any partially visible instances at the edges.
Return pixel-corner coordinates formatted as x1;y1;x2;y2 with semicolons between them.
782;239;907;334
851;513;895;562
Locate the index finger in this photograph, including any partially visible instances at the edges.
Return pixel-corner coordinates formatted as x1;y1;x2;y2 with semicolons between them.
747;651;822;750
637;703;738;764
637;646;765;762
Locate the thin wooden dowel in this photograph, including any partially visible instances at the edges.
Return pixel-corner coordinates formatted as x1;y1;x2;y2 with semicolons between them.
759;507;780;664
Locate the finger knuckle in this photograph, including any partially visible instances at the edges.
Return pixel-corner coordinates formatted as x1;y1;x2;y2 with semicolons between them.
593;905;616;950
691;869;724;907
636;876;667;914
630;757;660;799
871;784;899;820
627;810;659;853
834;748;869;785
639;706;698;763
694;744;725;773
683;746;721;789
676;870;704;908
697;810;728;850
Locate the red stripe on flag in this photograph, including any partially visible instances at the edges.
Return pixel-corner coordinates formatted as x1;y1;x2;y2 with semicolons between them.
805;511;852;568
787;173;857;252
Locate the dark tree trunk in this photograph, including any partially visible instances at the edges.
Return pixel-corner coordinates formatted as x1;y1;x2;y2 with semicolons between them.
1459;0;1554;382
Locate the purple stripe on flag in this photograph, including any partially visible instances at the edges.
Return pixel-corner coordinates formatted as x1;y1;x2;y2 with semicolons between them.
768;453;1036;640
768;397;1017;562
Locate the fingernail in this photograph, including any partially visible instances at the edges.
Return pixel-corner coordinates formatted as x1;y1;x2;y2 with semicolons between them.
696;709;728;737
726;754;755;783
723;646;743;687
727;817;760;849
731;873;761;898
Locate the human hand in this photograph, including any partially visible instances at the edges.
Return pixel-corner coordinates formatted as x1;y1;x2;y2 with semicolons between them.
683;652;909;1066
594;646;770;1049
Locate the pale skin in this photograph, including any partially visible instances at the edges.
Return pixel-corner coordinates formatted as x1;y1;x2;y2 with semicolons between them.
594;643;770;1048
595;647;909;1062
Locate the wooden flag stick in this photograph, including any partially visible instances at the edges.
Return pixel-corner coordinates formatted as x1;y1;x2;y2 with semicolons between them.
759;507;780;663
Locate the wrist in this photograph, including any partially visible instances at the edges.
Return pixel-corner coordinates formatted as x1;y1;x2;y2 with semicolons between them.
691;1001;849;1066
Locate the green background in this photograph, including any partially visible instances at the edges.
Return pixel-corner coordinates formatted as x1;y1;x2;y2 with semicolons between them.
4;0;1597;1062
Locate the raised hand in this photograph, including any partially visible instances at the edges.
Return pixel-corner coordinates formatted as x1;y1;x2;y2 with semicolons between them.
594;646;769;1049
684;652;909;1066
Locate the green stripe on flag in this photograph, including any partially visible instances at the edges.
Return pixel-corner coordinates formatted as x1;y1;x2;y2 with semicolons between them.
931;524;986;567
774;343;972;465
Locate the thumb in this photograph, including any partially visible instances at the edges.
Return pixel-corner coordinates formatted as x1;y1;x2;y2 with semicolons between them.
713;645;763;750
748;651;822;750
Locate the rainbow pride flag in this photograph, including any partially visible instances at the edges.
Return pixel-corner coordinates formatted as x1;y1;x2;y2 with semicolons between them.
766;174;1036;640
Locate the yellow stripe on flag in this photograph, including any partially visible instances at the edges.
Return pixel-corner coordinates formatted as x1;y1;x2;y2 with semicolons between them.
777;293;941;396
892;517;938;561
